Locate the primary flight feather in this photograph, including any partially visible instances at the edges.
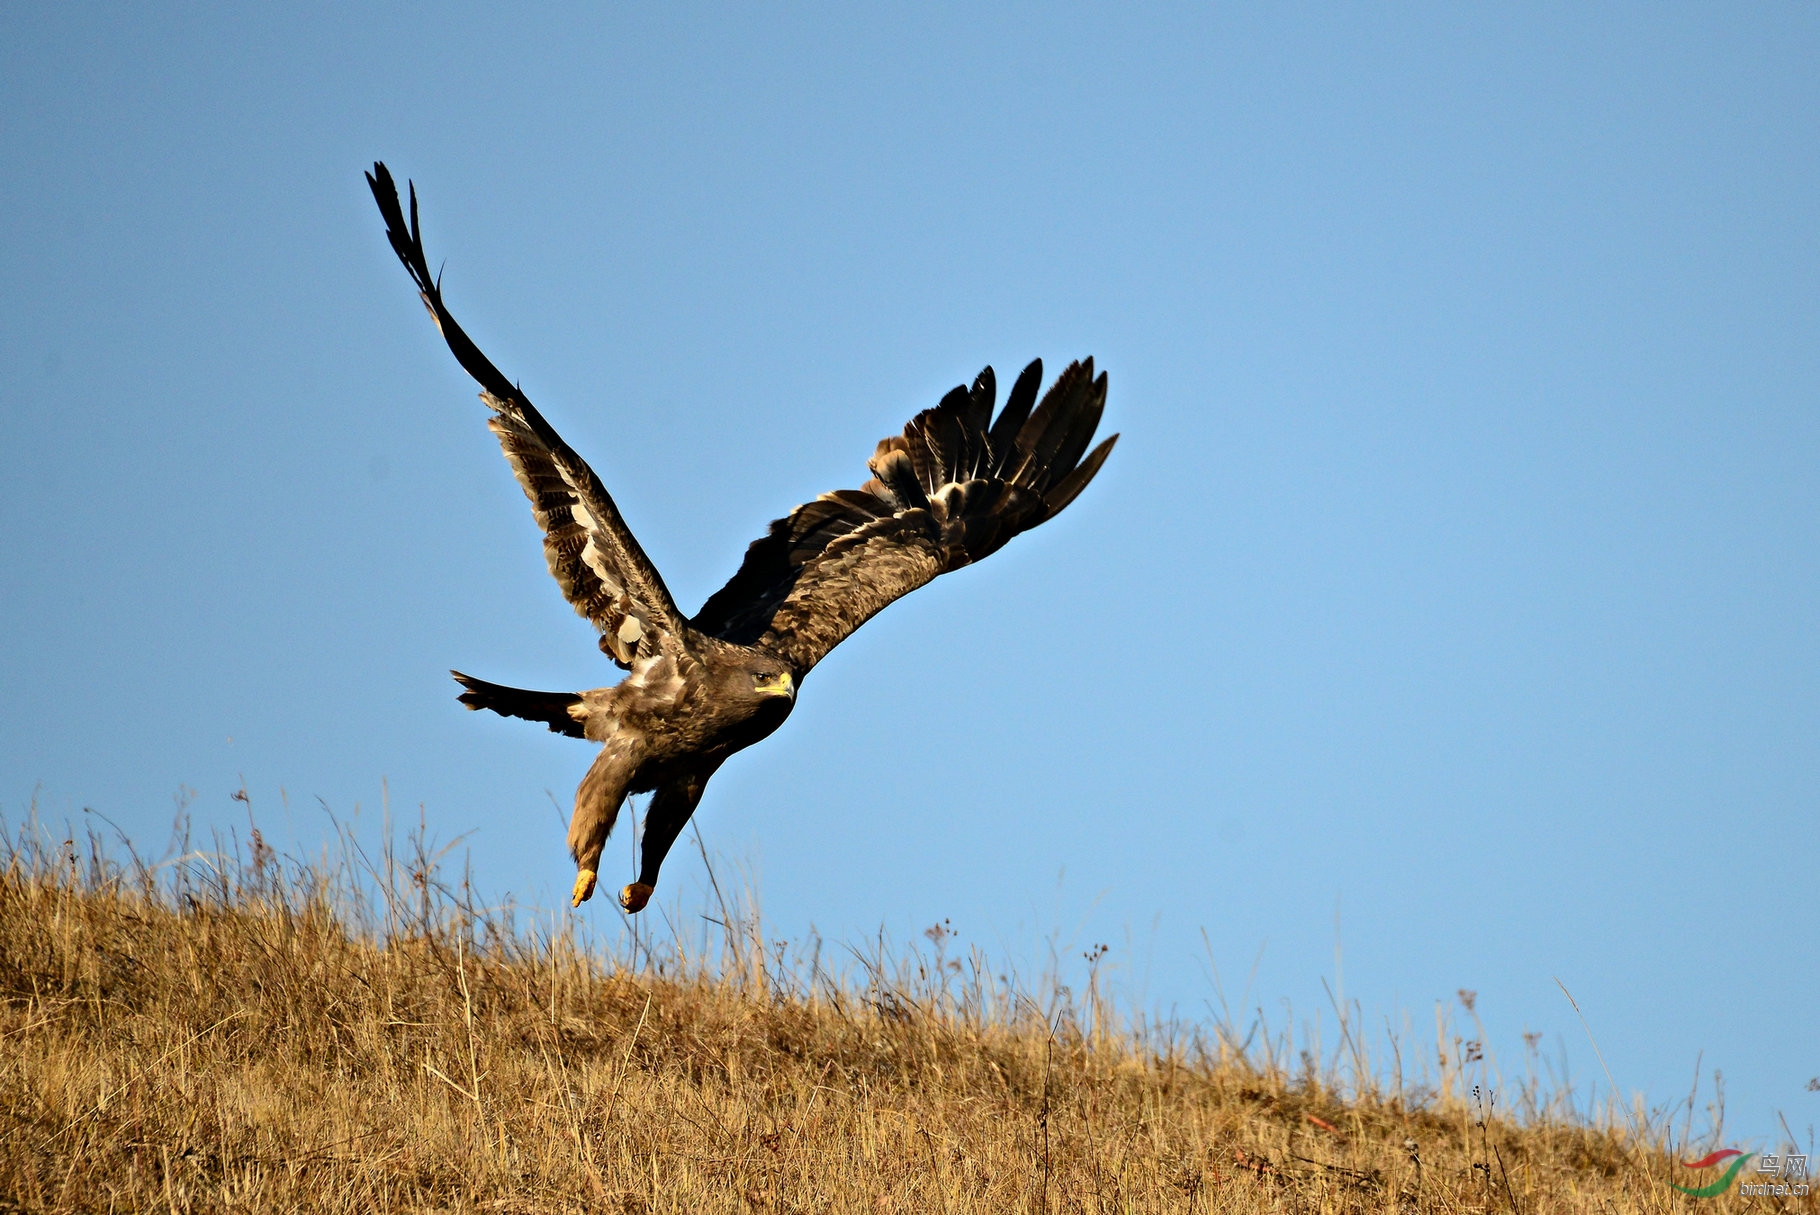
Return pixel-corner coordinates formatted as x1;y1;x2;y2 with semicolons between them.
367;162;1118;913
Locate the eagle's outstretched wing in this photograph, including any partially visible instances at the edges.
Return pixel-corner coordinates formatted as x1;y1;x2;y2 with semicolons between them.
367;163;683;668
692;359;1116;674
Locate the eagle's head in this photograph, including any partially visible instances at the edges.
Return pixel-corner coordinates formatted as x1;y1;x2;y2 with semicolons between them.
720;654;797;740
706;651;797;708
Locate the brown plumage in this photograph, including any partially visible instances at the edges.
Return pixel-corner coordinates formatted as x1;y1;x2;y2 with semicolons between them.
368;163;1118;913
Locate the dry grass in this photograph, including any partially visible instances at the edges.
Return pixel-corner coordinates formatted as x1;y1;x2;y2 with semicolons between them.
0;809;1791;1214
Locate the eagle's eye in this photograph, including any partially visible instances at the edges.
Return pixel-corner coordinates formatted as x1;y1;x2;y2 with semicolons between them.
751;669;794;698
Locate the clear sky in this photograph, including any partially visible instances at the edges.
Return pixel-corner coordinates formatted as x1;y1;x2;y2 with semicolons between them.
3;5;1814;1146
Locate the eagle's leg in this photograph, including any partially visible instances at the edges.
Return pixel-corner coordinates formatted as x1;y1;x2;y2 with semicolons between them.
621;766;718;914
568;742;636;907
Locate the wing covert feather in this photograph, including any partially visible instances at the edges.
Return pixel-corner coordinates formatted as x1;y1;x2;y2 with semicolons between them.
692;359;1117;673
367;163;683;668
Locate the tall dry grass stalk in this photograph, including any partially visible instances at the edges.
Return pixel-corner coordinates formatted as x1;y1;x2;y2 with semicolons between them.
0;804;1774;1213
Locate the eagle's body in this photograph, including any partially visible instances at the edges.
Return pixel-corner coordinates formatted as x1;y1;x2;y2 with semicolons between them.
368;164;1117;912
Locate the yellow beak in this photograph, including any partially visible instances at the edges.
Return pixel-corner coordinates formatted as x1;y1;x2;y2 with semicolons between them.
756;671;795;698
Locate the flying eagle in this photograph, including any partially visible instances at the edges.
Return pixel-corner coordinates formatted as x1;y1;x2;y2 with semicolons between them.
367;163;1117;914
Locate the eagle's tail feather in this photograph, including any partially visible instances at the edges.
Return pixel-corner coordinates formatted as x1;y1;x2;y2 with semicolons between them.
450;670;586;739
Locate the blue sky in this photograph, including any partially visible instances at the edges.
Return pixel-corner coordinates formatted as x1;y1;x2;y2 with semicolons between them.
3;5;1815;1145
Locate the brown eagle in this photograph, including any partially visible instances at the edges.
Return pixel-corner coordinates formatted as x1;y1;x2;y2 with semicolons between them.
368;164;1117;913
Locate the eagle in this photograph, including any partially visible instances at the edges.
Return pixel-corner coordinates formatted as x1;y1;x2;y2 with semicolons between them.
367;163;1117;914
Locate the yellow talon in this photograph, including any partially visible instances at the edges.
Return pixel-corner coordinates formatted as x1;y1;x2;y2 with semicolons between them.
620;882;655;913
571;869;597;907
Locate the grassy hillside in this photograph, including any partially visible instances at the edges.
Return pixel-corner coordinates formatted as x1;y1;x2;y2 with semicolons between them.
0;814;1770;1214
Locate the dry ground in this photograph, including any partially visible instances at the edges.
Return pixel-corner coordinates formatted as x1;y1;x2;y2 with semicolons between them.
0;816;1794;1214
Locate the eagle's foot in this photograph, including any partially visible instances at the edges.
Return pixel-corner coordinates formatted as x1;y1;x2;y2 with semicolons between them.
571;868;597;907
620;882;655;913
